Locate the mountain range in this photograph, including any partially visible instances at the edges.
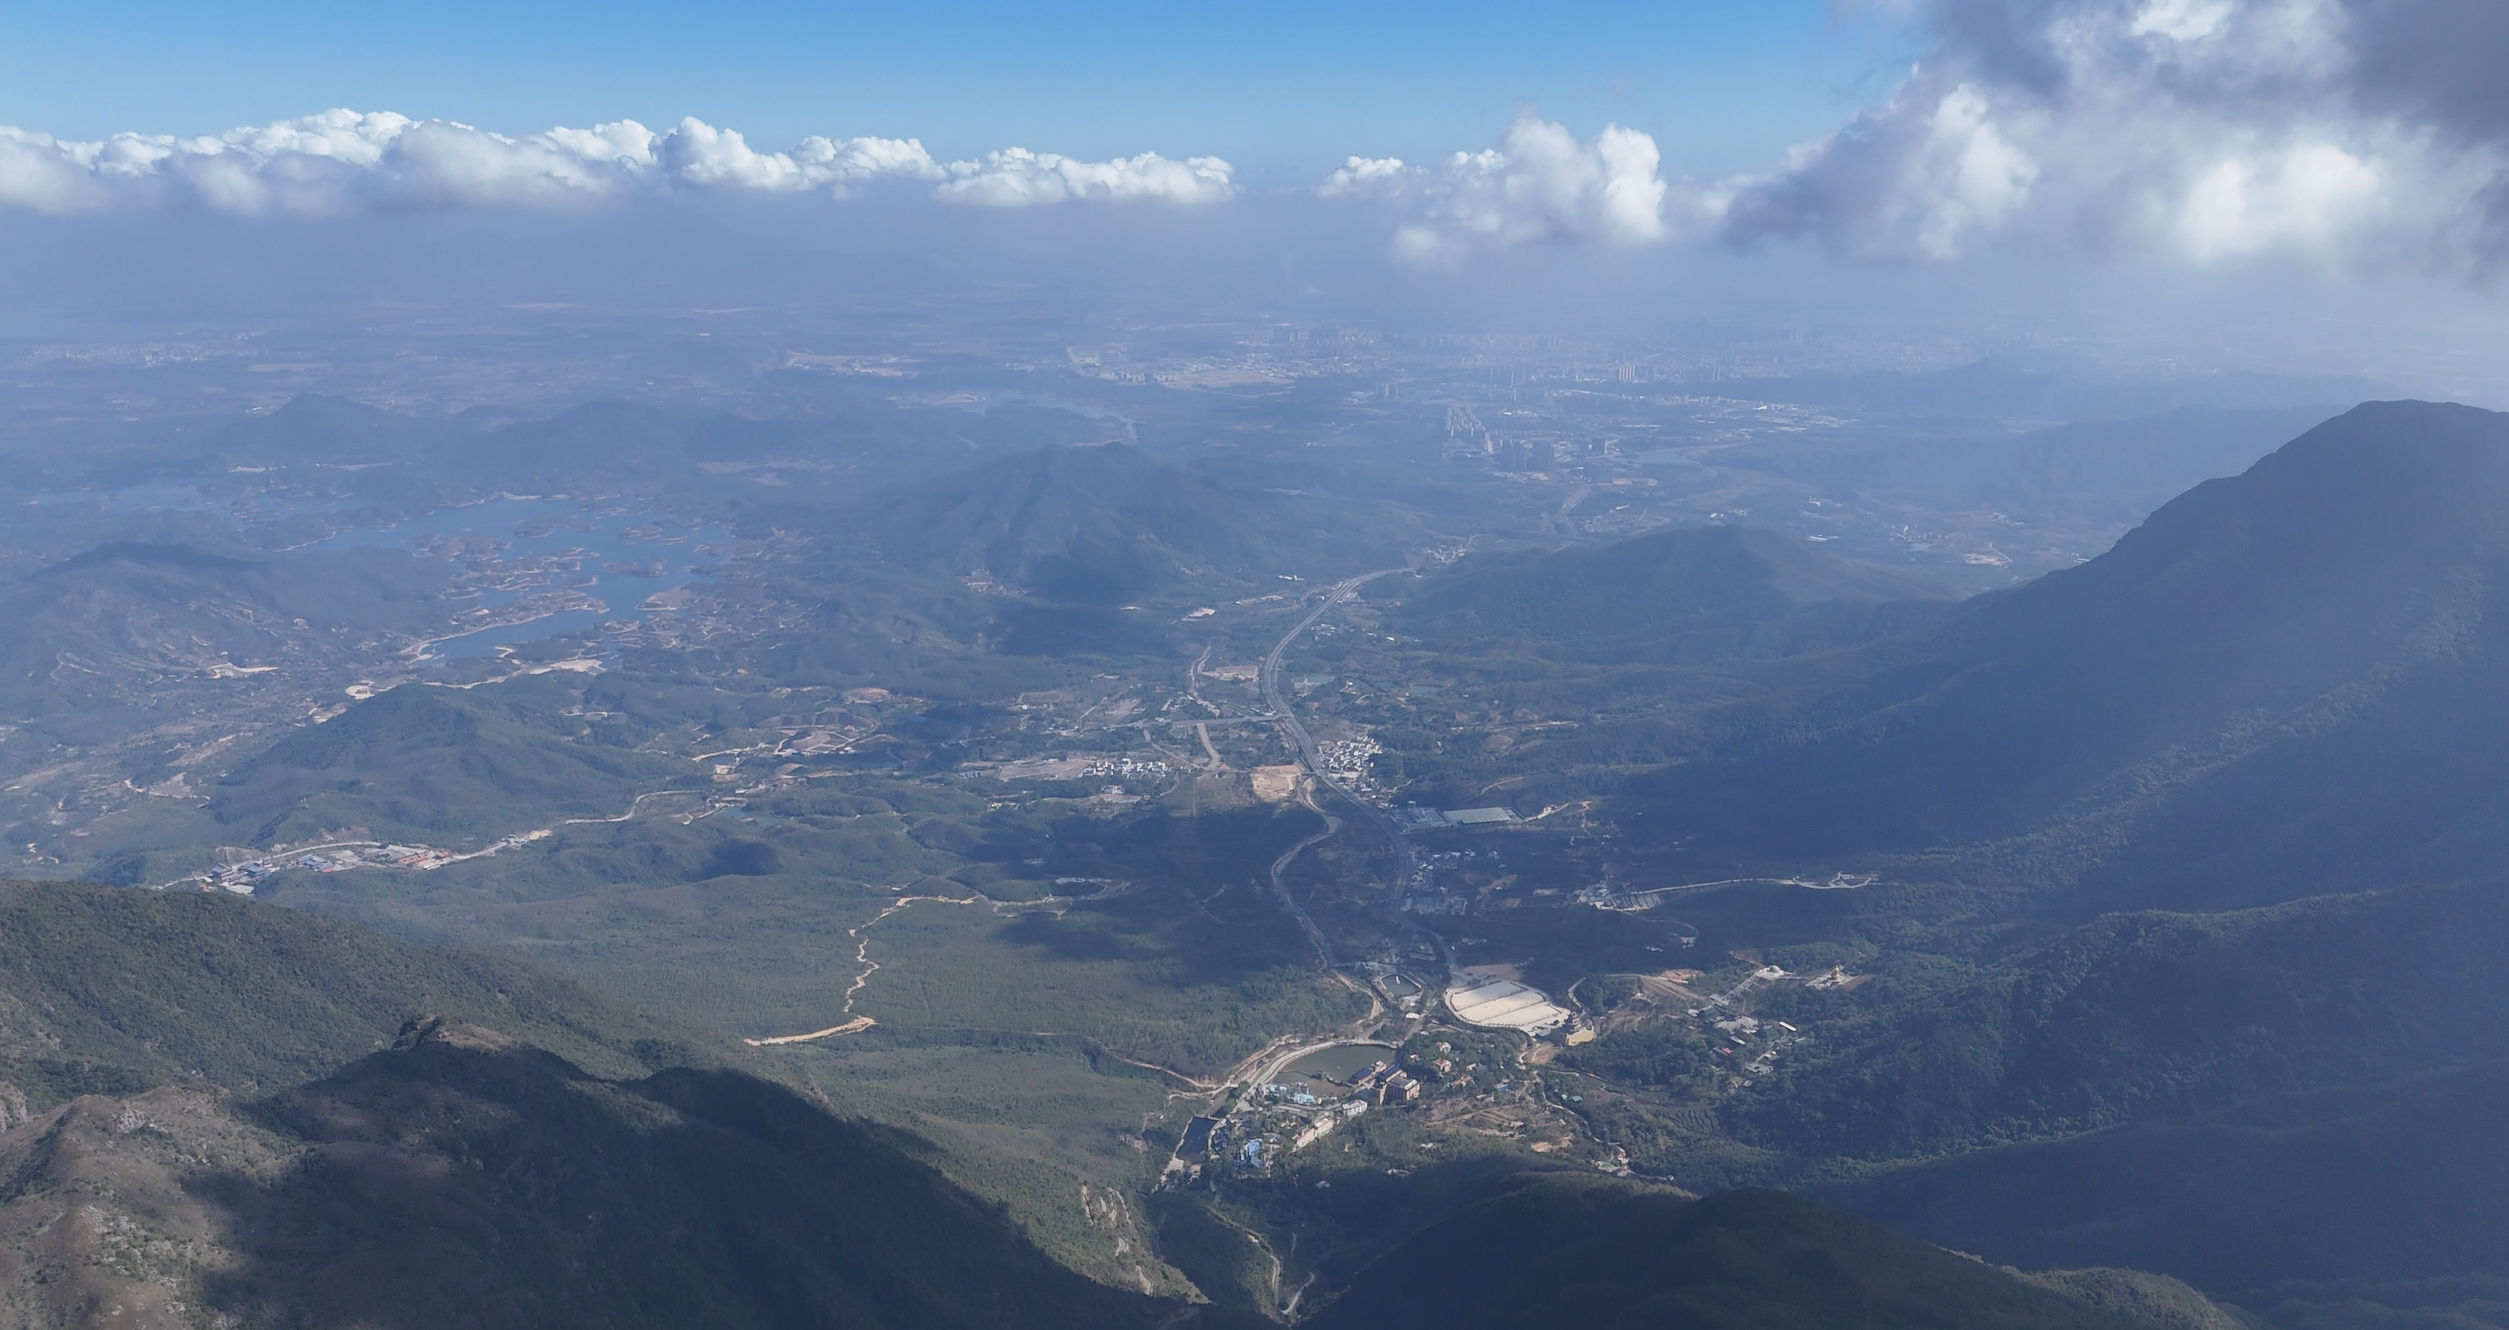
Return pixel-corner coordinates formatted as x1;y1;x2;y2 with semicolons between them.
0;881;2266;1330
15;396;2509;1327
0;881;1175;1329
1588;400;2509;1324
1638;400;2509;910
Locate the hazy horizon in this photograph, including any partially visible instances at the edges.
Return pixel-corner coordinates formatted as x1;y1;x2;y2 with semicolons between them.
7;1;2509;413
8;8;2509;1328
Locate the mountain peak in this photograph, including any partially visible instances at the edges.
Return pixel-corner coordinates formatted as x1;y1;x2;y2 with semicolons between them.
1635;397;2509;905
392;1014;521;1053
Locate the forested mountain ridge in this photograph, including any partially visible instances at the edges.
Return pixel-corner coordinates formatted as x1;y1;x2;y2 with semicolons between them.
847;441;1420;602
1537;403;2509;1325
0;881;706;1106
17;386;2505;1327
0;881;2253;1330
1388;524;1959;665
206;676;685;848
1816;1058;2509;1317
1733;880;2509;1161
0;1019;1178;1330
0;882;1178;1328
1635;400;2509;909
1307;1177;2240;1330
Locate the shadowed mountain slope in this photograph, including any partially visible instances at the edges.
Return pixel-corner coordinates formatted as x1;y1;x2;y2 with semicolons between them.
0;884;1175;1328
1306;1176;2228;1330
0;1022;1173;1330
1638;400;2509;908
1818;1059;2509;1322
1388;524;1959;664
1733;880;2509;1163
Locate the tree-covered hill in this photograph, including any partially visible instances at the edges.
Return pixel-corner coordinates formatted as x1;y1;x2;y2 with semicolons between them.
1305;1175;2232;1330
0;883;1180;1327
1731;880;2509;1162
0;1019;1175;1329
1818;1060;2509;1321
849;442;1419;603
1387;523;1959;665
1631;400;2509;908
0;538;446;736
0;879;691;1106
207;676;686;846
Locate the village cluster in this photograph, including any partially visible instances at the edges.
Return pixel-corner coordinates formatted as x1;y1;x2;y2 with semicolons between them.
179;828;554;894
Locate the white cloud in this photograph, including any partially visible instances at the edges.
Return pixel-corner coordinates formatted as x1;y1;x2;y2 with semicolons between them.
1591;124;1671;244
1316;156;1412;199
387;120;639;210
1319;117;1673;262
2171;143;2381;258
935;148;1234;207
1903;85;2041;260
655;118;941;194
1715;0;2509;276
656;119;800;190
0;110;656;214
0;110;1226;216
0;128;109;214
541;121;659;168
1391;225;1469;266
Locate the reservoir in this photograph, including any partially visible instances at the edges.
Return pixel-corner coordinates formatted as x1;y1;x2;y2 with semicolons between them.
304;497;730;658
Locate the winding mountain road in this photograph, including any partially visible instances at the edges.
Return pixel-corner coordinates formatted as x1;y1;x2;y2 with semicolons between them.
1257;570;1419;956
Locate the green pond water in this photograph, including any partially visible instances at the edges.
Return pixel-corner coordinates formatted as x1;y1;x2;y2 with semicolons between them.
1283;1043;1396;1085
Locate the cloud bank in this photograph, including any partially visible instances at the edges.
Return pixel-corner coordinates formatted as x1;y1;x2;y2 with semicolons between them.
1318;117;1673;263
1295;1;2509;276
19;3;2509;283
0;110;1235;215
1719;0;2509;276
936;148;1235;207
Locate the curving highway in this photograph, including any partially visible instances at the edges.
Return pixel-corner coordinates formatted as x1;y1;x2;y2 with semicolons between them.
1258;570;1419;934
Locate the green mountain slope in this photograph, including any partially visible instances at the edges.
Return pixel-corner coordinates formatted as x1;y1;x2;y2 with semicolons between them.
852;442;1416;603
0;539;445;737
1305;1176;2224;1330
0;1020;1172;1330
1388;524;1958;664
1732;881;2509;1162
1637;400;2509;908
207;676;684;846
1678;878;2509;1322
0;884;1178;1327
1819;1061;2509;1320
0;880;688;1106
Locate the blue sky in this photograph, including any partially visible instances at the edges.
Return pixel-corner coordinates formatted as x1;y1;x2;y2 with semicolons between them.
0;0;1912;175
3;0;2503;400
